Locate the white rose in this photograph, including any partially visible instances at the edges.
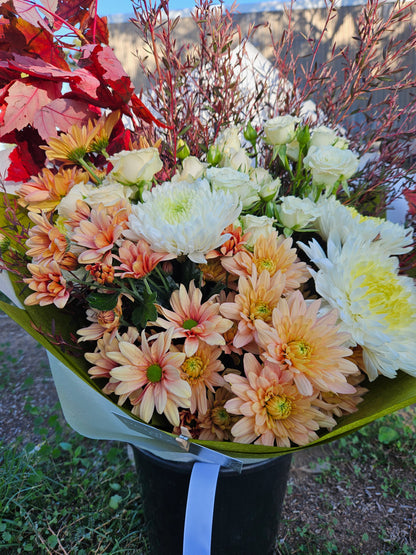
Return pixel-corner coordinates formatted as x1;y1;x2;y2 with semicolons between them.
310;126;349;149
303;145;359;188
57;181;131;219
172;156;206;182
223;148;252;173
250;168;281;202
108;148;163;185
206;166;260;209
214;126;241;155
263;115;300;145
240;214;275;247
277;196;318;230
286;139;300;161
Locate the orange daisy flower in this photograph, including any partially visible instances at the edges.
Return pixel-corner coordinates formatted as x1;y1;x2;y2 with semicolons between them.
113;239;175;279
224;353;336;447
18;167;88;213
108;329;191;426
180;340;226;414
155;280;233;357
24;260;70;309
219;266;286;349
255;291;359;397
43;122;98;163
26;212;77;270
221;230;310;293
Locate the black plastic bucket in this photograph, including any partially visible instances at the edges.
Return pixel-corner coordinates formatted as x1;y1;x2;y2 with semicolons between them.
132;447;292;555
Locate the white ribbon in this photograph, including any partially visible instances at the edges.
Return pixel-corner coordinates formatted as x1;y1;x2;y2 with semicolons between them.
183;462;221;555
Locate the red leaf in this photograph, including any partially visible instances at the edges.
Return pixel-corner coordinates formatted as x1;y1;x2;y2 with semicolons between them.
0;79;60;138
33;98;98;139
6;139;44;181
83;14;109;45
12;0;51;32
130;94;170;128
0;16;69;70
6;54;100;99
79;45;133;103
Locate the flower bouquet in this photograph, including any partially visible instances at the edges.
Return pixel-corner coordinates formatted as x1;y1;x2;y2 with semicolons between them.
1;0;416;550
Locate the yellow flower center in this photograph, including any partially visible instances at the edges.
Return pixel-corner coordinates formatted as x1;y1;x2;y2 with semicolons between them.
255;257;277;275
250;300;272;322
354;261;414;329
182;356;205;382
266;394;292;420
147;363;163;383
211;406;230;429
285;339;312;360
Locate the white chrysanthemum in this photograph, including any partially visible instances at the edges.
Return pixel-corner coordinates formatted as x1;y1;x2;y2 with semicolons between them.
315;196;413;255
127;179;242;264
299;235;416;381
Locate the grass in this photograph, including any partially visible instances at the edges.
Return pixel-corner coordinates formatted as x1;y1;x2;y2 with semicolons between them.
1;402;415;554
0;412;147;554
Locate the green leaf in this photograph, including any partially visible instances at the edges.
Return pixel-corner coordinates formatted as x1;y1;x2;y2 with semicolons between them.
87;291;120;311
378;426;399;444
47;536;58;549
132;290;157;330
59;442;72;451
109;494;123;510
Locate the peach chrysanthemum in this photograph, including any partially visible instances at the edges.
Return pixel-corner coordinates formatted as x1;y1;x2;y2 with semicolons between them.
224;353;336;447
18;167;88;213
108;329;191;426
219;266;286;349
315;373;368;420
155;280;233;357
71;203;128;265
24;260;70;308
77;296;123;342
255;291;358;397
85;328;140;402
180;341;226;414
113;239;175;279
26;212;77;270
198;388;239;441
221;231;309;293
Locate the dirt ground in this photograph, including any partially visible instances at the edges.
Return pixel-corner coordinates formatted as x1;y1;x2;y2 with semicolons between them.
1;311;415;554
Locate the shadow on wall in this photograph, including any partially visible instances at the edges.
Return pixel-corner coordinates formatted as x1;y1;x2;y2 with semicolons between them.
108;3;416;112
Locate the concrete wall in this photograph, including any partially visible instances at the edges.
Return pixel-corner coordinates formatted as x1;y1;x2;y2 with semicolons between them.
108;4;416;107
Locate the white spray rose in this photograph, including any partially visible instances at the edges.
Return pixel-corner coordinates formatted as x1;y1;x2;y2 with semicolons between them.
172;156;206;182
57;181;131;219
263;115;300;145
277;196;318;230
310;126;349;149
214;126;241;156
240;214;276;248
108;148;163;185
206;166;260;209
250;168;281;202
224;148;252;173
286;139;300;161
303;145;359;188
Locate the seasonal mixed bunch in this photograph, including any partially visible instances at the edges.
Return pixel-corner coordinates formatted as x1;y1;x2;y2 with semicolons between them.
2;109;415;448
1;0;416;455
